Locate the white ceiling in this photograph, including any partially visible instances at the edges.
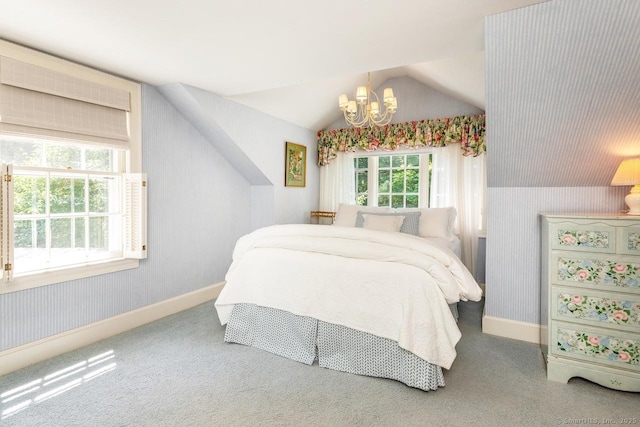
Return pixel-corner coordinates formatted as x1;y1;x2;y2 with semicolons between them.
0;0;545;131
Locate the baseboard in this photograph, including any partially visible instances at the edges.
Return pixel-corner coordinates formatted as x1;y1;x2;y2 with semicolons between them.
0;282;225;377
482;314;541;344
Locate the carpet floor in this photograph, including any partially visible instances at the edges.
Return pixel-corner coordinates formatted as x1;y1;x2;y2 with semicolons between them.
0;299;638;426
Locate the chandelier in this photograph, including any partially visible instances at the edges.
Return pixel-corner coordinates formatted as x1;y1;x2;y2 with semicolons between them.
338;72;398;128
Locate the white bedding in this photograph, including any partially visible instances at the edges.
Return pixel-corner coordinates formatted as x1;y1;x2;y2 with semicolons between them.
425;235;461;258
215;224;482;370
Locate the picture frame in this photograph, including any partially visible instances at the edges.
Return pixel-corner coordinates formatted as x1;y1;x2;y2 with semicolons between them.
285;141;306;187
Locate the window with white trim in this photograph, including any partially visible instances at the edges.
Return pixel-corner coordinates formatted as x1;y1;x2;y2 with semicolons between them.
353;152;432;208
0;40;146;293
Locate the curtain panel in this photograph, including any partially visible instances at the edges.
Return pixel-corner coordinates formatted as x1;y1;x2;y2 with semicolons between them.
430;144;486;277
316;114;485;166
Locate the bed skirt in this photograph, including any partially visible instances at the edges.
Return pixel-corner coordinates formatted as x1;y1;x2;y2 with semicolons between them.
223;303;452;391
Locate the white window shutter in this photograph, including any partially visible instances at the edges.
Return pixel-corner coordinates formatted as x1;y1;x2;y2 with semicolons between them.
1;164;14;281
123;173;147;259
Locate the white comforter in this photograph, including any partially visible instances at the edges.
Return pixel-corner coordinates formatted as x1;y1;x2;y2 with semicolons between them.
215;224;482;369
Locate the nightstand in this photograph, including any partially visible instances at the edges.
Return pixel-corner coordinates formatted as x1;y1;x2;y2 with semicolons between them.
310;211;335;224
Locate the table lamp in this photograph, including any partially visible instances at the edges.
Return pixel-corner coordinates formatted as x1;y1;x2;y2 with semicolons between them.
611;158;640;215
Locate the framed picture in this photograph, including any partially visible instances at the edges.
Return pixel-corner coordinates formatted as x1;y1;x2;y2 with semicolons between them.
285;141;306;187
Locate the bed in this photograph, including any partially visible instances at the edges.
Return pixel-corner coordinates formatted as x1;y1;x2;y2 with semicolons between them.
215;205;482;391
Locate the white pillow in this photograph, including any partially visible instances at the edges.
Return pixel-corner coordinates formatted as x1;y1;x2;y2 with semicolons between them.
362;214;405;233
333;204;393;227
395;207;456;239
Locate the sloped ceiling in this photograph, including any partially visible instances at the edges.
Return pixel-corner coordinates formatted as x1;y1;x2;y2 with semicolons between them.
0;0;545;131
486;0;640;188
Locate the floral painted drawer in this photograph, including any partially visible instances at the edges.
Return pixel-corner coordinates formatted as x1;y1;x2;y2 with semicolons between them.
618;226;640;256
552;286;640;332
552;253;640;293
550;223;617;254
551;322;640;372
543;214;640;390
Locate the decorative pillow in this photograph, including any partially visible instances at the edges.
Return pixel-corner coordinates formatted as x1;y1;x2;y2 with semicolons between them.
395;207;457;239
361;214;405;233
333;204;392;227
355;211;421;236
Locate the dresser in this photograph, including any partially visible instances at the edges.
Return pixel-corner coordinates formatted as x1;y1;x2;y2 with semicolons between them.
540;213;640;392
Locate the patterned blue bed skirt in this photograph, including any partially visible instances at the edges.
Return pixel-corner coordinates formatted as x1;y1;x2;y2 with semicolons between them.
223;303;457;392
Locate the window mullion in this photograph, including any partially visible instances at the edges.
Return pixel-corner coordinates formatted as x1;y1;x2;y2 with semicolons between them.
403;159;408;207
45;172;51;261
85;175;90;254
70;177;75;250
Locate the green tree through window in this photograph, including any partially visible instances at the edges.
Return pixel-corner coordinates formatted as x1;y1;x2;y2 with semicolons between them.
354;153;432;208
2;136;122;275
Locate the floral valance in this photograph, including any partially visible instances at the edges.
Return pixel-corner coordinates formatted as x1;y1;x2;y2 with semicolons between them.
316;114;485;166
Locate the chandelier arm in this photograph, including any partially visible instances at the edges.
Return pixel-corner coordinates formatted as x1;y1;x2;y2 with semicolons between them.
341;71;397;128
344;107;368;127
367;89;394;126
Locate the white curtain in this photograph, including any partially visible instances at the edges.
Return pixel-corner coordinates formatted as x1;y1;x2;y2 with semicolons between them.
318;146;486;278
430;144;486;277
319;151;355;212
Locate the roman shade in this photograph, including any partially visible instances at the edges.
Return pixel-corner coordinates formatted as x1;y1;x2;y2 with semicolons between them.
0;56;131;148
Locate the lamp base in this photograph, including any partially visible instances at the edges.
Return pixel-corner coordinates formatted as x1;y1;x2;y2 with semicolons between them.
625;185;640;215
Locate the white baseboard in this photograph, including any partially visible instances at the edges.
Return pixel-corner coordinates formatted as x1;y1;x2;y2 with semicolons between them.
482;314;541;344
0;282;225;377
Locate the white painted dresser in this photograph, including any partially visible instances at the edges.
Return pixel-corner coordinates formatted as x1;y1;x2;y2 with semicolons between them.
540;213;640;392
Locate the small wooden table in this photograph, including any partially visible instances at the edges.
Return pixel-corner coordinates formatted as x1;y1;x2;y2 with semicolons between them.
309;211;336;224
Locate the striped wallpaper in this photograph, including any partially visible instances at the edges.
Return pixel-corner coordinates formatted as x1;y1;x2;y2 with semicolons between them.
485;186;630;323
486;0;640;189
0;83;317;352
484;0;640;325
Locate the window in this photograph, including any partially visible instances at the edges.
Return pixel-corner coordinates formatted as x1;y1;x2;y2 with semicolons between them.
353;153;432;208
0;40;145;293
4;136;125;276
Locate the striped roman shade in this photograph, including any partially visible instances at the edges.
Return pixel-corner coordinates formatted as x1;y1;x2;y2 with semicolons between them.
0;56;131;148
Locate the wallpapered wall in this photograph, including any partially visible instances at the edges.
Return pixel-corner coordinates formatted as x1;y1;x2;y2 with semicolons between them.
485;187;628;324
485;0;640;325
170;84;319;226
0;84;317;352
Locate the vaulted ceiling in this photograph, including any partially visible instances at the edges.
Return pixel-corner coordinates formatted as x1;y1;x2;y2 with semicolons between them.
0;0;545;131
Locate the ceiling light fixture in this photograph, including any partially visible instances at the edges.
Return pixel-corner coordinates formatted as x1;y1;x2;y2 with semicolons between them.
338;72;397;128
